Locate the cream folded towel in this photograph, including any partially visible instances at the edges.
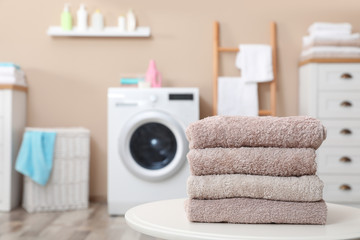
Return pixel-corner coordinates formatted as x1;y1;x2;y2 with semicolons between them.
187;147;316;176
185;198;327;225
301;46;360;61
186;116;326;150
187;174;323;202
302;34;360;49
308;22;352;35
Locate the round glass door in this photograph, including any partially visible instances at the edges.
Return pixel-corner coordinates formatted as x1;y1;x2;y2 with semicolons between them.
119;110;188;181
130;122;177;170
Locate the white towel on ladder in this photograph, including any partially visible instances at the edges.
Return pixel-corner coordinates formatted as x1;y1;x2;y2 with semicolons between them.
219;44;272;116
218;77;258;116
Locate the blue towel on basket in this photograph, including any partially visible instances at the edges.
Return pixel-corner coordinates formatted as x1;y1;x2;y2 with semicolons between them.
15;131;57;186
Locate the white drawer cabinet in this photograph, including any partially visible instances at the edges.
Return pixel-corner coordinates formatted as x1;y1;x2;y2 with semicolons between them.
299;62;360;207
0;87;27;211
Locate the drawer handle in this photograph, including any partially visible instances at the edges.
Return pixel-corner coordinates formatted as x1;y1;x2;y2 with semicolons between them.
341;73;353;79
339;184;352;191
340;101;352;107
339;156;352;163
340;129;352;135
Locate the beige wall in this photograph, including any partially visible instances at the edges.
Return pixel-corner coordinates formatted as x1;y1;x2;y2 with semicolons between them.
1;0;360;199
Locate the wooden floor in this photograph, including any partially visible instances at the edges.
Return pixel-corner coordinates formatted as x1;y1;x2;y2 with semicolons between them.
0;203;162;240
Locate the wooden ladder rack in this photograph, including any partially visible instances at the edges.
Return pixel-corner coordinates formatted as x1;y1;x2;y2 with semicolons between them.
212;21;277;116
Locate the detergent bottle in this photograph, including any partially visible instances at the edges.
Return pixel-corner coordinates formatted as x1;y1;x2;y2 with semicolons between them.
145;60;162;88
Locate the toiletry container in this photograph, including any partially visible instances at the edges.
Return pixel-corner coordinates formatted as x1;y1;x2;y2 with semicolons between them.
126;9;136;31
91;10;104;31
61;3;73;31
118;15;126;32
77;4;88;31
145;60;162;88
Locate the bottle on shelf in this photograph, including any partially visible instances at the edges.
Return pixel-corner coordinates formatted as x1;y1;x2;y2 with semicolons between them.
118;15;126;32
61;3;73;31
91;9;104;31
77;4;88;31
126;9;137;32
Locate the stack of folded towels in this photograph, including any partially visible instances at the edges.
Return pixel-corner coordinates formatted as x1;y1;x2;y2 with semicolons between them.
0;63;27;86
185;115;328;225
301;22;360;61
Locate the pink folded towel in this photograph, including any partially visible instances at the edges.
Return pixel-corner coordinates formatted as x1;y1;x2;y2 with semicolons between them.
185;198;327;225
187;174;323;202
187;147;316;176
186;116;326;150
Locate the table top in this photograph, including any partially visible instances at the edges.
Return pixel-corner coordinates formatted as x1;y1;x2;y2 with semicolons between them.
125;198;360;240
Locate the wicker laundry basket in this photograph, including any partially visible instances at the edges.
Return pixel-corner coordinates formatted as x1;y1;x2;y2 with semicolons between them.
22;127;90;213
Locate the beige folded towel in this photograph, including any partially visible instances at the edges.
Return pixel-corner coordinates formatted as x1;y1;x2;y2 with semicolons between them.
302;34;360;50
186;116;326;150
187;174;323;202
187;147;316;176
301;46;360;61
185;198;327;225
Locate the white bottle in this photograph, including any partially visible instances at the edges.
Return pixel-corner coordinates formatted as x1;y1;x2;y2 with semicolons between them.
118;15;126;32
91;9;104;31
126;9;136;32
77;4;88;31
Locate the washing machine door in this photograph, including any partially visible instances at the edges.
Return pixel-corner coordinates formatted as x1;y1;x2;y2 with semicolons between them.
119;110;188;181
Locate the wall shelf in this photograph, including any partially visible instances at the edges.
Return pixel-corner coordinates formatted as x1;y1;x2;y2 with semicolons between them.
47;26;151;37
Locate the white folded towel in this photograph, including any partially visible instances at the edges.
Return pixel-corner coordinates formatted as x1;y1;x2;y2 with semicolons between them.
218;77;258;116
301;46;360;57
0;67;24;76
308;22;352;35
236;44;273;83
310;30;352;37
303;33;360;47
0;75;27;86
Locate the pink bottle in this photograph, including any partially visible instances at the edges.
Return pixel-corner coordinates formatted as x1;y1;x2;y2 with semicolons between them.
145;60;162;88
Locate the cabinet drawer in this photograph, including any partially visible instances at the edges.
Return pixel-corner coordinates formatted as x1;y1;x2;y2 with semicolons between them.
0;145;3;174
318;92;360;118
321;120;360;146
317;147;360;174
320;175;360;203
0;91;4;116
318;64;360;91
0;173;3;204
0;117;3;145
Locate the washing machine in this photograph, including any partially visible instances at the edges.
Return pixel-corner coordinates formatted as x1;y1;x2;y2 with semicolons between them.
107;88;199;215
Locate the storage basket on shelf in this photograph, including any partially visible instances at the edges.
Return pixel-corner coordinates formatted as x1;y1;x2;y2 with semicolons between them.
22;127;90;213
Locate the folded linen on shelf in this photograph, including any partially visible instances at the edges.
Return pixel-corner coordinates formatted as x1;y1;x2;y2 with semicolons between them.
308;22;352;35
187;147;316;176
310;30;352;37
301;46;360;60
187;174;323;202
0;75;27;86
186;116;326;150
303;34;360;49
0;62;21;71
185;198;327;225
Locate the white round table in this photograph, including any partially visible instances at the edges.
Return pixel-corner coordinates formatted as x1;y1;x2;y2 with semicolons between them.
125;199;360;240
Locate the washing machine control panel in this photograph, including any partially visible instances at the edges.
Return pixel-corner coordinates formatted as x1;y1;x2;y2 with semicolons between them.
169;93;194;100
